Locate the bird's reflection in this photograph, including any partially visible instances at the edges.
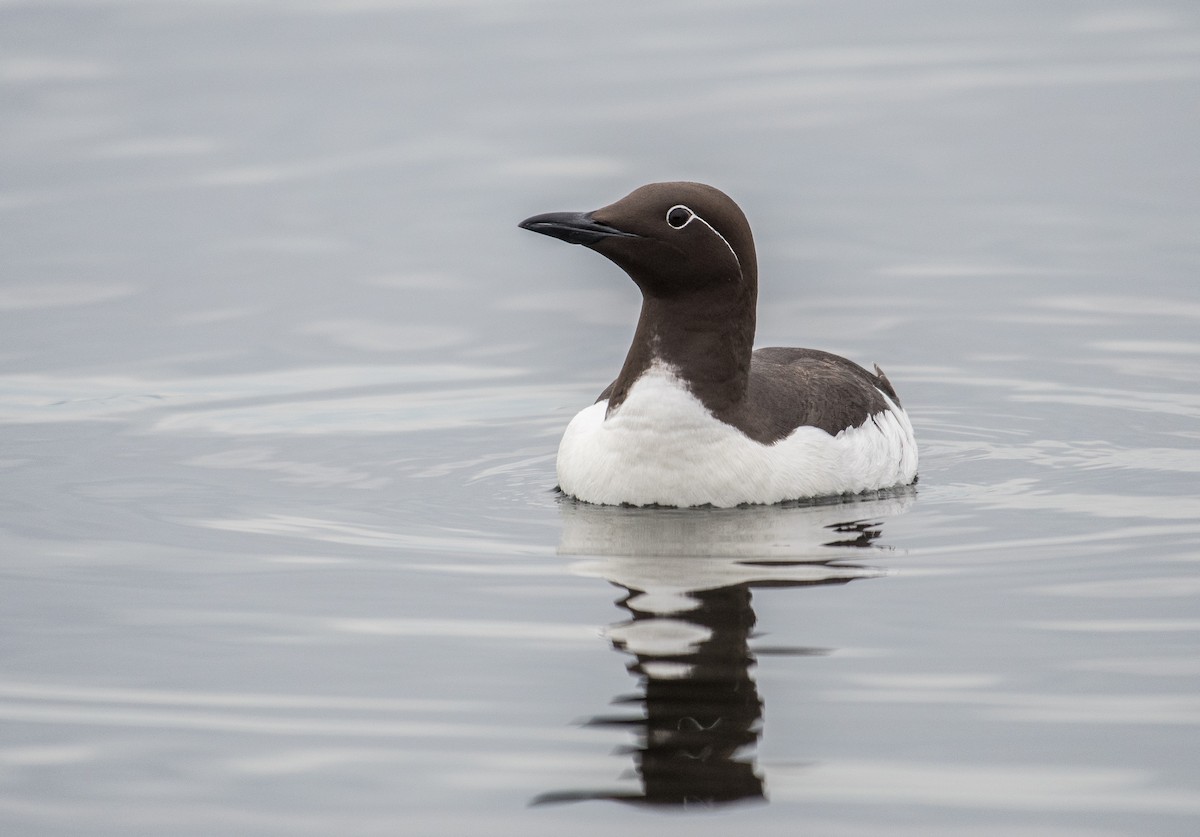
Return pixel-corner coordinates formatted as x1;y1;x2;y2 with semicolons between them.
535;490;914;808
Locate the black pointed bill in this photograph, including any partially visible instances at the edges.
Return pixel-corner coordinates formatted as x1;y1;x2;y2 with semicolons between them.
518;211;639;246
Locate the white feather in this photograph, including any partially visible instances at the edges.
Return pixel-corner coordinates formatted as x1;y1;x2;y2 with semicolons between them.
557;360;918;507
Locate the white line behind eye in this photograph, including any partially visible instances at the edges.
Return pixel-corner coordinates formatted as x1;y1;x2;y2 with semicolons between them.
666;204;741;277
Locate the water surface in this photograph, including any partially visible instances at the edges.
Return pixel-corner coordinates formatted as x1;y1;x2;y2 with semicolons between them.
2;1;1199;835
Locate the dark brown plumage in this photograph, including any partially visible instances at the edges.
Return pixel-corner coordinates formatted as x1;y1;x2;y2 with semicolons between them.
522;182;902;444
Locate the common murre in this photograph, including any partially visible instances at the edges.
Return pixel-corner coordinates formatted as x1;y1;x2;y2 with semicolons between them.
519;181;918;507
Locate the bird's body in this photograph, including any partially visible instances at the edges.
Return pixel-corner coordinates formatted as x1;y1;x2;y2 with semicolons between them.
558;357;915;507
520;182;918;507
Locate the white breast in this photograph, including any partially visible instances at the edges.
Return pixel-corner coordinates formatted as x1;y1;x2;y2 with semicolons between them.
556;361;917;507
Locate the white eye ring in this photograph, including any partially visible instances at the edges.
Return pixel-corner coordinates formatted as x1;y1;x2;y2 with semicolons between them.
666;204;694;229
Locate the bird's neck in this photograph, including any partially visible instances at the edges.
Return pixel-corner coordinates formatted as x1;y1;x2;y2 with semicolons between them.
607;287;756;417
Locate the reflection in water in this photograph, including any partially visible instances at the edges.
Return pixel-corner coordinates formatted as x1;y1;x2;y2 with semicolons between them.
536;493;913;807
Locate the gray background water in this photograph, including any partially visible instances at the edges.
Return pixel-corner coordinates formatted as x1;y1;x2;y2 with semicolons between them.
3;1;1199;834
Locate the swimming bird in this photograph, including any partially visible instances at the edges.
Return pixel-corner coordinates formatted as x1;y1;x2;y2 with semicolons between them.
519;181;917;507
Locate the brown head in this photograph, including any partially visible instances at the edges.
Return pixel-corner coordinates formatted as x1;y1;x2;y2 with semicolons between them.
520;182;761;413
519;181;757;301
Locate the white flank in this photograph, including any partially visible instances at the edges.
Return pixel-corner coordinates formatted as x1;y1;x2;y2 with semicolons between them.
557;361;918;507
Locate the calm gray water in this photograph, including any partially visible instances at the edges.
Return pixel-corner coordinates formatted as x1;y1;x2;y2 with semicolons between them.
3;1;1200;834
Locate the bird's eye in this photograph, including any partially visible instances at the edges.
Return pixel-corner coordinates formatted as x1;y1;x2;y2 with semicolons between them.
666;205;693;229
